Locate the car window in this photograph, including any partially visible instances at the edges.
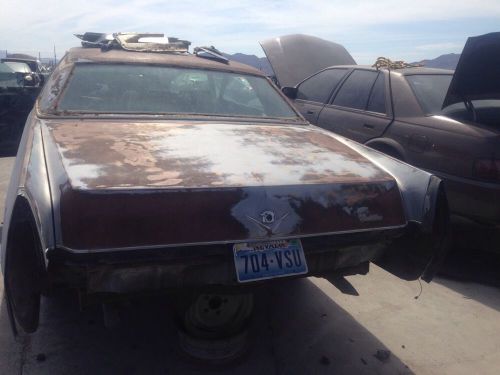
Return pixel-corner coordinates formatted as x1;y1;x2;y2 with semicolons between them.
405;74;453;114
3;61;31;74
56;64;299;119
366;73;386;114
333;70;378;110
220;76;265;112
296;69;348;103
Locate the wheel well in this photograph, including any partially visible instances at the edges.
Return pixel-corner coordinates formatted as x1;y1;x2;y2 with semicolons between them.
4;196;46;333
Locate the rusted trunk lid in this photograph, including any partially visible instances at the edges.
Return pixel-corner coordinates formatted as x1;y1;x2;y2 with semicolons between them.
43;120;406;250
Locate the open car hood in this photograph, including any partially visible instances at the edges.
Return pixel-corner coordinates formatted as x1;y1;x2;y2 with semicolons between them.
260;34;356;87
443;32;500;108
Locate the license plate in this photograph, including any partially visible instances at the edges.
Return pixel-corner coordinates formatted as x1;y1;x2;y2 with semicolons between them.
233;239;308;283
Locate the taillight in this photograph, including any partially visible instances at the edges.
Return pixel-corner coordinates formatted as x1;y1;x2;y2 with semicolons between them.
473;158;500;182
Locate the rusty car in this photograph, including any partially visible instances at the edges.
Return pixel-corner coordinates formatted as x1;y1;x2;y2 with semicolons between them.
1;33;449;339
263;33;500;244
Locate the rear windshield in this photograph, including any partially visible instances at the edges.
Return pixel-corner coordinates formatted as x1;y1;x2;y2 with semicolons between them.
406;74;500;123
57;64;299;119
406;74;453;114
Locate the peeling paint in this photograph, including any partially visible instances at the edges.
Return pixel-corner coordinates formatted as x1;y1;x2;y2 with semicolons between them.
46;121;392;190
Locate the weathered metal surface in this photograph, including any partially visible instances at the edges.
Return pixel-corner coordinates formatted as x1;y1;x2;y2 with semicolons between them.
40;120;406;250
46;121;391;189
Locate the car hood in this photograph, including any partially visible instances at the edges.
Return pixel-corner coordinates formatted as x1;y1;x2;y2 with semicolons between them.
443;32;500;108
43;120;392;190
260;34;356;87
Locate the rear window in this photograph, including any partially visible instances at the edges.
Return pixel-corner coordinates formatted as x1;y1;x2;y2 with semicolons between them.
405;74;453;114
57;64;299;119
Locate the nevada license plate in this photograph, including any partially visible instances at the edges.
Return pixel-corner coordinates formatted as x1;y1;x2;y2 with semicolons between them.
233;239;308;283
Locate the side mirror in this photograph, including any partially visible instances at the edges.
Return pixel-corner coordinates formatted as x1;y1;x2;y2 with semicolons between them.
281;86;298;100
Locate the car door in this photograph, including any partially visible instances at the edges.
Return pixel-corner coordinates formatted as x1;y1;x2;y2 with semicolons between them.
316;69;393;143
294;68;349;123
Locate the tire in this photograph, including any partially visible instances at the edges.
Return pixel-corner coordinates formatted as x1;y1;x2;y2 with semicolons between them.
4;217;45;333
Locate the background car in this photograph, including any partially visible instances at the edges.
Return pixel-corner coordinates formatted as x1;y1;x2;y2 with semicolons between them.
1;33;448;339
1;56;49;85
263;33;500;244
0;61;42;156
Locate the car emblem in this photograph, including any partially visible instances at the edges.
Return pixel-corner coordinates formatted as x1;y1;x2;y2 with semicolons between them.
246;210;290;236
260;210;275;224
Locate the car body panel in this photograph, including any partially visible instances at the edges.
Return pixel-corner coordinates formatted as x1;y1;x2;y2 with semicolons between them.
1;113;55;272
260;34;356;87
443;32;500;107
41;120;407;251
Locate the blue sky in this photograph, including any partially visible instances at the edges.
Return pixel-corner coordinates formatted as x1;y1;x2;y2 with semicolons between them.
1;0;499;64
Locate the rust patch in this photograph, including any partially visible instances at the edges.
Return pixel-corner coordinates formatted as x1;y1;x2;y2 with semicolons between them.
45;120;392;190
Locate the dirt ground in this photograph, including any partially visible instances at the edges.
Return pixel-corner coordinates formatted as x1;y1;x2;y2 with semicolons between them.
1;156;499;375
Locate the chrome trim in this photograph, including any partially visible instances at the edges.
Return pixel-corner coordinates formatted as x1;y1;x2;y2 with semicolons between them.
48;223;408;255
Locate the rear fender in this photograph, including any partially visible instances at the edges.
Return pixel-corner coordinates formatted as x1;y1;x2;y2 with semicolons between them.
3;196;47;334
325;131;451;281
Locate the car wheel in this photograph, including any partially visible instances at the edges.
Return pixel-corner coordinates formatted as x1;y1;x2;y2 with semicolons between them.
175;292;254;363
181;293;254;339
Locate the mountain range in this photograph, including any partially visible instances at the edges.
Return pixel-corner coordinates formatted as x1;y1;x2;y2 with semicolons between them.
1;49;460;72
412;53;460;70
225;52;461;75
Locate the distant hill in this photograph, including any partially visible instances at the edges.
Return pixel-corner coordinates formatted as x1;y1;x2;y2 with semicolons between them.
413;53;460;70
223;53;274;76
226;52;462;74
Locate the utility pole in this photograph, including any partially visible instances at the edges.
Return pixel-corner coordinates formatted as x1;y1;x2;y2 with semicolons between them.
53;45;57;65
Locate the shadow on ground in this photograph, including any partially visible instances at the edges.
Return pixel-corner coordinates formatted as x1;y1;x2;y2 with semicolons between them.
436;242;500;312
0;278;412;375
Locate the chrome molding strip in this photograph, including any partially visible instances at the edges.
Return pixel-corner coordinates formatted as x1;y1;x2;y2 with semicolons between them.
49;223;408;255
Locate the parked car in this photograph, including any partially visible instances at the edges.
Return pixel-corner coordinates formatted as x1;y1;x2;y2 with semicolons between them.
0;62;42;156
1;56;49;85
0;61;39;87
1;33;449;336
263;33;500;235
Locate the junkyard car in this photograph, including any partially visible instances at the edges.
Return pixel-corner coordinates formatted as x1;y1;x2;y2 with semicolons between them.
263;33;499;237
1;56;49;85
0;62;42;156
1;33;449;335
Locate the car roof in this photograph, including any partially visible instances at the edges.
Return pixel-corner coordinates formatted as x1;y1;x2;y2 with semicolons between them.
323;65;454;75
65;47;265;76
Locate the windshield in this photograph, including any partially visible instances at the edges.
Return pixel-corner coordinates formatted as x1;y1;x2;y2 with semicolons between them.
405;74;453;114
3;61;31;74
56;63;299;119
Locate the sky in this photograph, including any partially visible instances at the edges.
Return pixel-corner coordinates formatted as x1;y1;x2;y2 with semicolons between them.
1;0;500;64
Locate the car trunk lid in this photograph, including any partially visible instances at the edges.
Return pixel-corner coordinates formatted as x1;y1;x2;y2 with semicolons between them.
443;32;500;108
43;120;406;250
